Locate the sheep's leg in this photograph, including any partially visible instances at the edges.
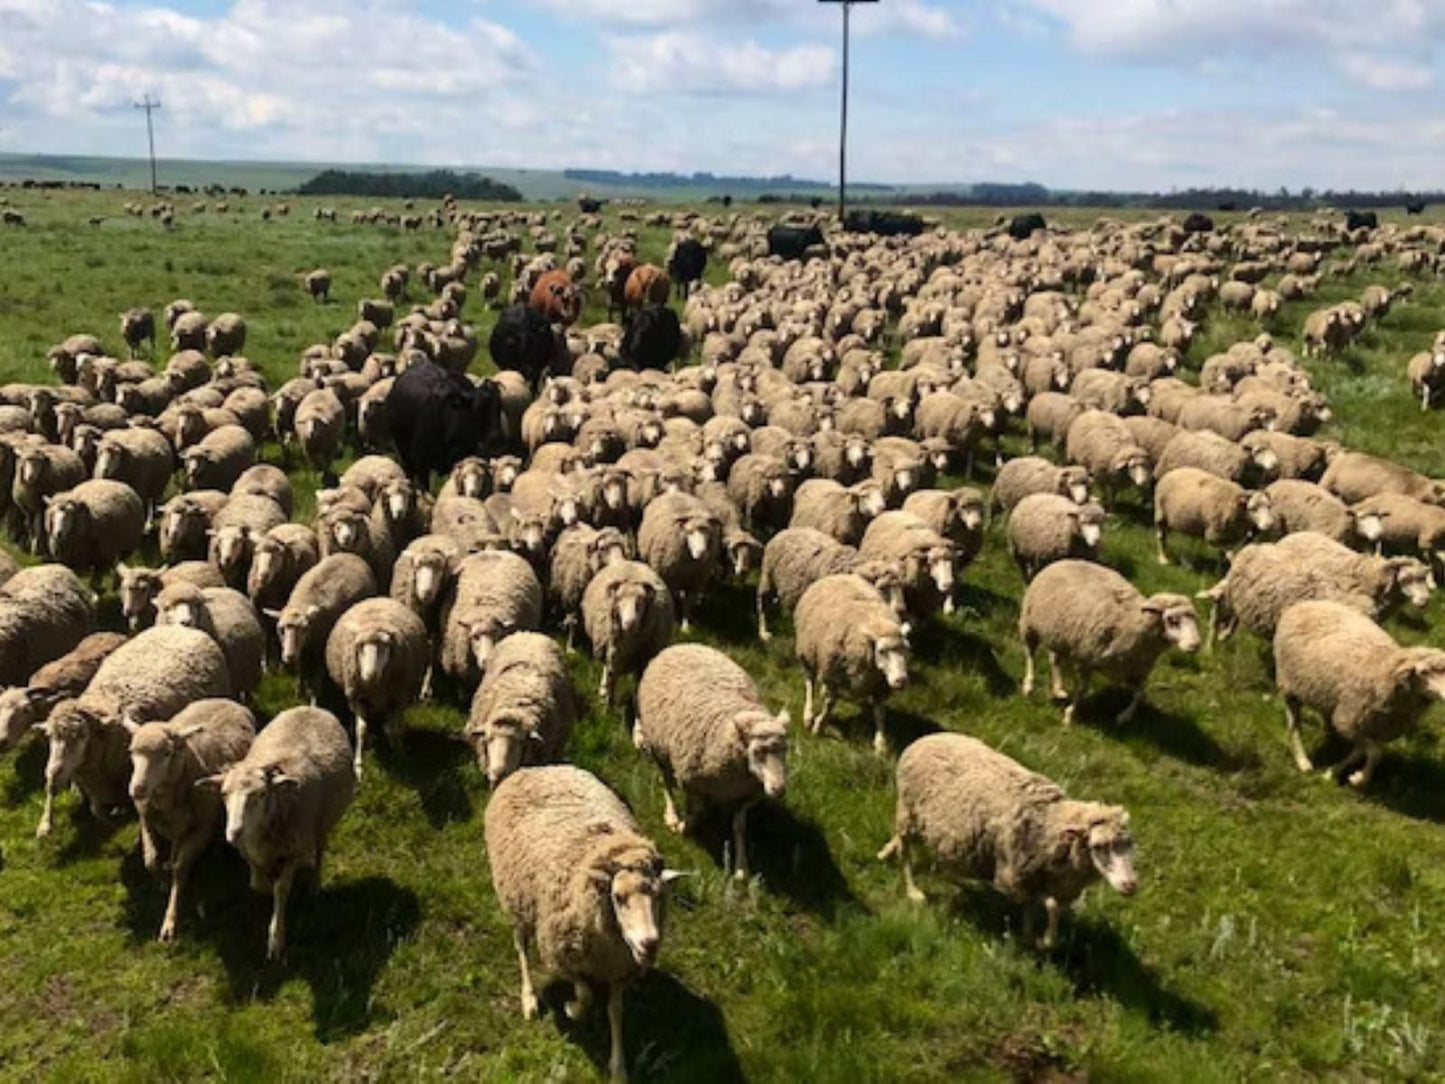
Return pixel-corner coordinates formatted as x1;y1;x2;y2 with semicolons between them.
1116;687;1145;725
876;834;900;862
564;618;577;655
1046;651;1068;701
420;661;435;701
814;684;835;734
352;714;368;780
267;861;297;961
872;700;889;756
801;669;816;731
1062;668;1089;727
159;830;206;943
514;928;539;1020
1155;520;1171;565
607;983;628;1084
679;593;692;633
661;781;688;836
139;817;163;875
565;978;592;1022
731;800;758;880
1039;896;1062;950
36;779;57;839
1020;633;1038;696
598;657;614;705
756;591;771;642
900;836;926;903
1424;387;1432;412
1284;696;1313;773
1347;740;1382;789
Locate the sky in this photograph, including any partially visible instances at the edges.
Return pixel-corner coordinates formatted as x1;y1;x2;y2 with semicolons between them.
1;0;1444;191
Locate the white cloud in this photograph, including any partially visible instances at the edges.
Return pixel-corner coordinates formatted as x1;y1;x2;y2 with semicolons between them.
1334;53;1436;90
533;0;963;39
607;31;835;95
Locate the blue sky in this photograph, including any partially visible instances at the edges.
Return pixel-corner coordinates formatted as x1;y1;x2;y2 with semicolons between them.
1;0;1443;190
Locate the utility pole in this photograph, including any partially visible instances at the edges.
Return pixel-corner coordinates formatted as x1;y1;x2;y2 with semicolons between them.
819;0;876;222
134;95;162;194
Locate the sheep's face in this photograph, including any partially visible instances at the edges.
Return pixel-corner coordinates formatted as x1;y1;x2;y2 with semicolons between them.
356;631;394;685
0;688;44;753
450;460;488;500
1245;493;1275;533
684;519;717;561
742;714;789;798
610;581;654;635
855;483;887;519
473;716;537;787
126;720;196;804
118;569;163;630
213;526;252;573
928;547;956;596
873;635;910;691
182;449;215;487
412;554;449;607
1144;597;1201;653
328;512;365;554
1389;560;1433;609
249;541;283;589
1088;812;1138;897
600;865;677;970
844;439;871;472
276;607;316;666
383;483;414;526
1249;446;1280;476
215;765;296;849
600;473;628;513
1076;506;1106;549
18;452;47;487
889;463;919;500
513;516;547;556
727;534;762;577
94;441;125;479
41;706;97;789
492;458;521;492
44;500;80;549
1353;510;1384;545
160;597;203;630
468;621;506;671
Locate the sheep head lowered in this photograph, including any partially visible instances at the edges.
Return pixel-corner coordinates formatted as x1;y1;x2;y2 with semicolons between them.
43;495;87;552
125;716;203;806
1051;802;1139;899
738;710;789;799
117;564;165;630
37;702;106;824
1142;594;1201;654
0;687;47;753
271;604;321;666
1060;467;1092;506
157;584;207;630
868;623;911;692
584;843;685;971
608;578;658;637
1392;648;1445;703
471;712;543;787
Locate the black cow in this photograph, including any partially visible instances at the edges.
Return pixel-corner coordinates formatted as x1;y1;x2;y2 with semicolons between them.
668;239;708;299
1407;201;1428;216
578;196;602;214
489;304;565;391
1182;212;1215;234
389;360;503;487
621;306;683;372
767;224;825;260
1346;210;1379;232
844;209;924;237
1007;213;1047;240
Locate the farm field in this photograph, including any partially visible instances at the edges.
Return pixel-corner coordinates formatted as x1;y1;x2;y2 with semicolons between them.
3;189;1445;1083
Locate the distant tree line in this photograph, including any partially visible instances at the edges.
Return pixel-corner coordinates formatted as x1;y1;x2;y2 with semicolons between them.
564;168;890;193
297;169;523;201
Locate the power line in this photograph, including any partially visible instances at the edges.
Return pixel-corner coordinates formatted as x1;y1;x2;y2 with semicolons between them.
134;95;162;195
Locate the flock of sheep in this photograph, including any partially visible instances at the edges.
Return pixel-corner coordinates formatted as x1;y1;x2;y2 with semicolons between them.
3;195;1445;1081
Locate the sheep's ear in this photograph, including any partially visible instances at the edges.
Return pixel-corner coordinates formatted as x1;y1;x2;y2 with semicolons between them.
587;865;614;888
1140;599;1166;616
32;721;51;736
306;604;321;619
193;774;223;791
116;561;130;576
660;869;691;887
120;715;142;735
174;724;205;740
262;607;282;620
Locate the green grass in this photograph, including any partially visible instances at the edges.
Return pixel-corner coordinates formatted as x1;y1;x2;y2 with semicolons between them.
3;191;1445;1082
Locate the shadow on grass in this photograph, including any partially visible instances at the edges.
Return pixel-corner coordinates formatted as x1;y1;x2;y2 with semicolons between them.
54;800;130;865
692;580;760;650
954;581;1016;624
373;723;475;828
121;845;420;1041
912;620;1016;699
3;737;45;805
546;970;745;1084
685;799;863;921
1361;748;1445;825
1081;691;1254;772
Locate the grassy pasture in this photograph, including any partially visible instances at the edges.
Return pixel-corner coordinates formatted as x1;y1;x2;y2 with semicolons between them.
1;190;1445;1082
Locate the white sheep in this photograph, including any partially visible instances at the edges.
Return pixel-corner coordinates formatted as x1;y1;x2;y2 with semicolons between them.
581;559;676;706
637;491;722;629
324;597;429;777
465;631;577;786
1006;495;1107;580
439;550;543;685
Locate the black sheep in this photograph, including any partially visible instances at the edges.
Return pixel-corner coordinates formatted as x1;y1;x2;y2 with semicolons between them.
388;360;503;487
668;239;708;300
622;306;683;372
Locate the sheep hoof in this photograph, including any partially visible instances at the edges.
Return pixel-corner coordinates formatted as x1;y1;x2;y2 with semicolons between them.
873;731;889;756
1020;679;1035;697
664;813;688;836
906;886;927;904
521;992;540;1020
1347;770;1369;789
35;821;51;840
158;919;177;943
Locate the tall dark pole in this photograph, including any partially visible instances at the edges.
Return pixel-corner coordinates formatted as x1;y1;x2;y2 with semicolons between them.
839;0;849;221
134;96;162;195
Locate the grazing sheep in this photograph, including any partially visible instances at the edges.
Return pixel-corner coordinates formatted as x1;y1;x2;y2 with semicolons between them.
171;311;208;352
465;631;577;786
181;424;255;493
581;559;676;706
0;564;96;688
0;632;127;754
44;479;146;578
1007;495;1107;580
1240;429;1330;482
1274;601;1445;788
1019;560;1199;726
794;573;910;753
1155;429;1277;487
485;765;682;1084
1321;451;1445;506
120;308;156;357
858;511;957;616
156;584;266;701
635;644;788;878
1408;347;1445;411
726;453;794;531
270;554;379;696
1265;480;1364;546
1154;467;1274;564
206;706;355;959
13;443;87;550
205;313;247;357
440;550;544;685
325;597;429;777
124;700;256;941
1064;411;1152;499
294;388;346;477
1198;534;1431;645
118;561;225;631
878;733;1136;947
1177;397;1276;442
304;269;332;302
37;624;231;839
992;457;1091;516
637;491;721;629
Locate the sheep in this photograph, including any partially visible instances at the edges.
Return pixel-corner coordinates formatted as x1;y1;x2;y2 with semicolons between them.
1007;495;1107;580
858;511;957;616
991;457;1091;516
547;525;631;651
1019;560;1199;726
94;426;174;519
581;559;676;706
181;424;255;493
12;443;87;550
1408;347;1445;411
0;564;95;688
1154;429;1278;486
44;479;145;579
485;765;682;1084
788;478;874;545
902;488;986;568
205;706;355;959
1197;534;1431;645
794;573;910;754
233;463;294;517
118;561;225;631
170;311;208;352
316;501;397;591
1275;601;1445;788
36;624;231;838
164;348;211;394
1177;396;1276;442
757;528;868;641
1070;369;1149;415
1265;480;1364;546
439;550;543;685
209;493;287;587
725;453;794;531
1153;467;1274;564
124;700;256;941
809;429;873;484
877;733;1136;948
270;554;379;696
246;523;321;619
294;388;347;477
870;440;929;506
324;597;429;777
1064;411;1152;499
637;491;721;630
465;631;577;786
0;632;127;754
634;643;788;878
156;584;266;701
120;308;156;357
205;313;247;357
1321;451;1445;506
1026;392;1085;449
1240;429;1330;482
